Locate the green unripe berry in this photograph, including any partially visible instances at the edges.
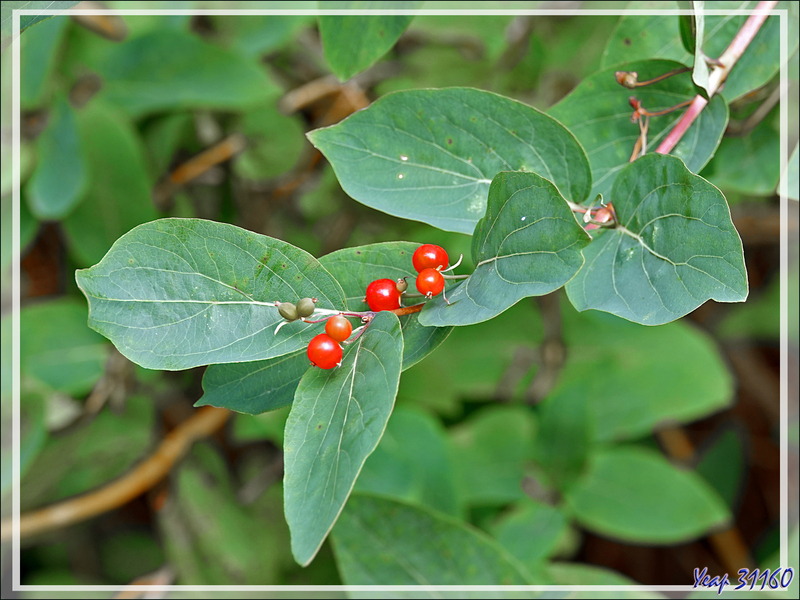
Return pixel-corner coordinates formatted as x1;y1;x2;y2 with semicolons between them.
396;278;408;293
278;302;298;321
295;297;317;318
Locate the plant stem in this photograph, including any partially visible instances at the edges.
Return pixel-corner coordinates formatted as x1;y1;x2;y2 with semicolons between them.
389;303;425;316
656;0;778;155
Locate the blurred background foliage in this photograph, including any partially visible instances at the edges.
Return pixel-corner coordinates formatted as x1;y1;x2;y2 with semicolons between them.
0;1;797;595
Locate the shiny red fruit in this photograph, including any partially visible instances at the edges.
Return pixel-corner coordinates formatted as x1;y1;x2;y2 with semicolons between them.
412;244;449;272
325;315;353;342
365;279;402;311
416;268;445;296
307;334;343;369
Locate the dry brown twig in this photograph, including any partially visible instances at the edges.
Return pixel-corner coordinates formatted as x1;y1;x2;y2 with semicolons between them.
1;406;230;542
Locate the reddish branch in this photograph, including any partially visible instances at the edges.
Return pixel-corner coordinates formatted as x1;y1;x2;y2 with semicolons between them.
389;303;426;317
1;406;230;541
656;1;779;154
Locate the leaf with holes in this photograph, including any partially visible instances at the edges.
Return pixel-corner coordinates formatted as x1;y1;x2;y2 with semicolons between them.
319;241;451;369
565;153;747;326
307;87;592;234
283;311;403;566
75;218;347;370
549;59;728;201
419;171;591;327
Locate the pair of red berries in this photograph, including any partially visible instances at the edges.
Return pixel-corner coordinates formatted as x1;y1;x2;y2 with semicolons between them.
307;315;353;369
363;244;449;312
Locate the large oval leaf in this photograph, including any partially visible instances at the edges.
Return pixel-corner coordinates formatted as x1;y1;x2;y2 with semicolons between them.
196;350;309;415
75;218;348;370
319;241;451;369
419;171;591;327
564;446;731;544
332;494;536;588
319;2;421;82
549;59;728;201
97;29;279;118
565;153;747;325
559;307;734;442
283;311;403;566
308;87;592;234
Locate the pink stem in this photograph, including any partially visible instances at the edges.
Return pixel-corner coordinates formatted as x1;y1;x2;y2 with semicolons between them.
655;0;778;155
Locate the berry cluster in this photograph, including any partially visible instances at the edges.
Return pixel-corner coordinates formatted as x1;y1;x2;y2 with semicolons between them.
364;244;449;311
277;244;455;370
307;315;353;369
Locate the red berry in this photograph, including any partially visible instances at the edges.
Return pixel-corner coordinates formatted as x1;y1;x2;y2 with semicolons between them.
325;315;353;342
412;244;448;272
365;279;402;311
307;334;342;369
416;268;445;297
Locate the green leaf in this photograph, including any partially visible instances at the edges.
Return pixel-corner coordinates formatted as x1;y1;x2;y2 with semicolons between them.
1;379;47;496
780;143;799;201
283;311;403;566
212;14;311;59
560;306;735;442
96;29;279;118
491;499;569;568
233;101;307;181
702;112;780;196
62;100;158;266
549;59;728;201
565;153;747;326
26;95;88;220
319;1;421;82
158;444;289;585
419;171;591;327
332;494;536;587
564;446;731;544
448;406;536;506
99;530;164;584
398;300;543;416
532;385;592;489
547;562;664;597
1;192;38;275
232;406;289;446
353;406;461;517
196;351;309;415
21;395;154;509
602;2;799;103
20;297;109;396
717;275;780;340
695;428;746;508
688;2;712;97
75;218;348;370
319;241;452;368
308;87;592;234
142;112;195;179
20;14;68;107
1;1;79;53
678;4;697;55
